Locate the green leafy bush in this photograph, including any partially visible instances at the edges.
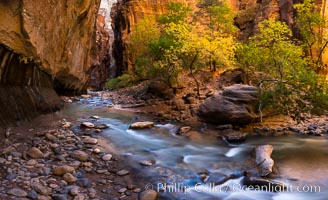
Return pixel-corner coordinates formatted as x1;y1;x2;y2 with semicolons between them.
237;19;328;117
105;74;135;90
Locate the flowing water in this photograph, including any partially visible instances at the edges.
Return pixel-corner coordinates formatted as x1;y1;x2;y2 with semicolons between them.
61;96;328;200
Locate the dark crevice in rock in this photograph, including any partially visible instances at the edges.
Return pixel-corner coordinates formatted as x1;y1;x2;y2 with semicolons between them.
111;1;125;77
54;73;87;96
0;45;61;126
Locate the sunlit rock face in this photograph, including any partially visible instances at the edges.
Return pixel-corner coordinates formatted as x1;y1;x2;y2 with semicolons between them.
111;0;320;75
0;0;100;125
111;0;197;76
234;0;301;40
0;0;101;93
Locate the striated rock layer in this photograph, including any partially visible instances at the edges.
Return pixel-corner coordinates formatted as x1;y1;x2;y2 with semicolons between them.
0;0;101;126
89;13;111;90
197;84;260;125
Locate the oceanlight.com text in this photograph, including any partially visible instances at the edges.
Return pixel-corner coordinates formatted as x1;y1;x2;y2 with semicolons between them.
144;182;321;194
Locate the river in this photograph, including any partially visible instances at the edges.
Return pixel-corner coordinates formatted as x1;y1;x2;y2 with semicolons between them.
61;96;328;200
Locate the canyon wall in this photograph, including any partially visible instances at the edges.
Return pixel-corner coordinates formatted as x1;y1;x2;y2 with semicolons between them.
0;0;100;126
89;13;111;90
111;0;197;76
89;0;117;90
112;0;328;75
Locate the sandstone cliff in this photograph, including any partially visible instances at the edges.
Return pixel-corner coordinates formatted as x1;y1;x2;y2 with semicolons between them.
111;0;328;75
89;14;111;90
112;0;197;76
0;0;100;125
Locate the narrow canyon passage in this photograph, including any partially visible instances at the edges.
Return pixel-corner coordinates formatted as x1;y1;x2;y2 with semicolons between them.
1;0;328;200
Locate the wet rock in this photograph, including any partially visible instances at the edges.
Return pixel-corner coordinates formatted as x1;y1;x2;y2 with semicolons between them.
116;169;130;176
11;151;22;158
133;188;142;193
102;154;112;161
49;184;59;189
288;127;300;132
178;126;191;134
52;194;68;200
96;169;108;174
83;137;98;145
61;97;73;103
90;116;100;119
27;147;44;159
119;188;127;193
307;125;317;131
53;165;75;176
94;124;109;129
31;183;49;195
62;122;72;128
73;194;85;200
45;133;57;141
88;188;96;198
27;189;38;200
0;158;6;164
7;188;27;197
197;84;259;125
93;148;101;154
70;186;80;196
130;122;154;129
206;173;230;185
75;170;87;178
76;178;91;187
5;173;17;180
27;159;38;166
81;95;91;99
216;124;233;130
139;190;158;200
255;145;274;176
37;195;52;200
82;162;93;168
221;129;248;142
139;160;154;166
94;129;102;133
53;147;62;155
80;122;95;128
63;173;77;183
71;150;89;161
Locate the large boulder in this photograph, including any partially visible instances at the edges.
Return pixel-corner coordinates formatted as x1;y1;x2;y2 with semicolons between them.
197;84;259;125
146;81;174;100
255;145;274;176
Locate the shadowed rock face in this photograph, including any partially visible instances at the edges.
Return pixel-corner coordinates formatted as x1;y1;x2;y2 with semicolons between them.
0;0;101;125
89;14;111;90
0;45;61;126
197;84;259;125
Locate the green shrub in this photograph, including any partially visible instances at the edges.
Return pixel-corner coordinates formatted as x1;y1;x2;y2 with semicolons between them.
105;74;135;90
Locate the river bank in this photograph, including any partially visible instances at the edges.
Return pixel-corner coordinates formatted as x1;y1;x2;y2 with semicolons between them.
0;111;154;200
1;91;328;200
